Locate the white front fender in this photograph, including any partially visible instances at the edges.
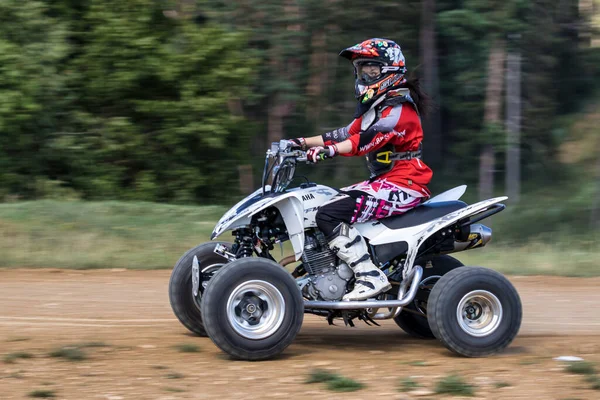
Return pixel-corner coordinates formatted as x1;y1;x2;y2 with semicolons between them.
267;198;305;261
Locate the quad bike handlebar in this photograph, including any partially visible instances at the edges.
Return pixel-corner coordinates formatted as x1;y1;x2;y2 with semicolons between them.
263;140;333;194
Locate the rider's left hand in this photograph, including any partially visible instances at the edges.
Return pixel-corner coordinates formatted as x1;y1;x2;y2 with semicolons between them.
307;145;338;163
288;138;307;150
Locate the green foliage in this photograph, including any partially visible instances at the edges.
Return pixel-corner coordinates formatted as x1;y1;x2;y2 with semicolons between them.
1;0;256;203
0;1;69;198
399;377;420;391
49;346;87;361
305;369;365;392
0;1;598;244
173;343;201;353
565;361;597;375
325;376;365;392
3;352;34;364
305;369;338;384
28;390;56;399
434;374;475;396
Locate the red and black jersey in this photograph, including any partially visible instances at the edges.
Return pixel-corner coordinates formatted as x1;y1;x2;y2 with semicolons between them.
322;100;432;197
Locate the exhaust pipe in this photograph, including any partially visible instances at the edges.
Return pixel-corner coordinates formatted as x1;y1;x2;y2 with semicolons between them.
304;266;423;310
451;223;492;252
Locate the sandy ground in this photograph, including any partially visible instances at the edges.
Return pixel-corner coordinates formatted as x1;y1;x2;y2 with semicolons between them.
1;269;600;400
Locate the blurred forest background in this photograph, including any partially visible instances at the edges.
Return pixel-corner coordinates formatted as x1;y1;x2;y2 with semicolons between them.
0;0;599;272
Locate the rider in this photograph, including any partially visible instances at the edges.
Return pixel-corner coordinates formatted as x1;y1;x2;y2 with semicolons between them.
289;38;433;301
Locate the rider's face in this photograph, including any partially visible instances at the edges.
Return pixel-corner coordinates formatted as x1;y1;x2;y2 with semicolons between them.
362;65;380;79
355;61;382;84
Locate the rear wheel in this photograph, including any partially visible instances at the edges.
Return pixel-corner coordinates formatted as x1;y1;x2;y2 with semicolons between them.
393;255;464;338
427;266;522;357
201;257;304;360
168;242;231;336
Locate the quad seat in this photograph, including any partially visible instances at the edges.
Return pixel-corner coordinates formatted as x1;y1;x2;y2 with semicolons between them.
380;200;467;229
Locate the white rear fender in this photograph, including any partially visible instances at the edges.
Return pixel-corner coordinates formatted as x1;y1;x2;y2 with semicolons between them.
361;196;507;278
423;185;467;204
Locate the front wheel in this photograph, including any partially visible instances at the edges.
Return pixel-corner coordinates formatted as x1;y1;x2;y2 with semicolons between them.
201;257;304;361
427;266;522;357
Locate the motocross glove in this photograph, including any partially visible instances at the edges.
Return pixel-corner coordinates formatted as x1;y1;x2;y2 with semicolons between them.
288;137;307;150
307;144;338;163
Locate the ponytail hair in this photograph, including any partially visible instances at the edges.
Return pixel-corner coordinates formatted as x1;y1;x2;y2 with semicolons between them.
403;76;432;118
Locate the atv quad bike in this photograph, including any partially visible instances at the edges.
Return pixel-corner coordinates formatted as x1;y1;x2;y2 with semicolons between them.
169;140;522;360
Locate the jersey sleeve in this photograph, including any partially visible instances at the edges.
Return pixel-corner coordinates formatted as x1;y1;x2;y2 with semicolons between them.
321;118;362;145
343;104;416;157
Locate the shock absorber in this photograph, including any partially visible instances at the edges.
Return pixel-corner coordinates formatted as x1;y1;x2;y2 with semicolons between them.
234;229;254;258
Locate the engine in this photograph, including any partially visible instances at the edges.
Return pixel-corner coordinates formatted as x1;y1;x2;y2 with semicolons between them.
300;231;353;301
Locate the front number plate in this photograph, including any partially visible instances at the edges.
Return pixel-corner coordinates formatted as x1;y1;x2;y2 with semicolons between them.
192;256;200;297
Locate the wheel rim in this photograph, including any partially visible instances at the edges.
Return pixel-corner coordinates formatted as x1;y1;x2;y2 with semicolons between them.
226;280;286;340
456;290;503;337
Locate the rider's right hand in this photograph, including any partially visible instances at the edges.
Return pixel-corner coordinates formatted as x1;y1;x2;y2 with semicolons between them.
307;144;338;163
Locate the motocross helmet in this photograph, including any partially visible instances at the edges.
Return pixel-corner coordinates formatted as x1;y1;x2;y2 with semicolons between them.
339;38;407;105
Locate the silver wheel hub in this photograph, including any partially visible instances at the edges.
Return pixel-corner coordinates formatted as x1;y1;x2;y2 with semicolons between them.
457;290;502;337
227;280;285;340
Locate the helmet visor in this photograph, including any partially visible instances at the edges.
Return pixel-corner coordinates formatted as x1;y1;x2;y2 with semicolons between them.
353;60;384;85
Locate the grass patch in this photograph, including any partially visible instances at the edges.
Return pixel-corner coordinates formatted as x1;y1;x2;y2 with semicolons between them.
565;361;596;375
459;237;600;277
585;375;600;390
28;390;56;398
305;369;364;392
494;381;511;389
434;375;475;397
519;358;541;365
0;199;598;276
305;369;338;384
8;370;24;379
3;351;34;363
405;360;429;367
325;377;365;392
49;346;87;361
165;372;184;379
164;387;185;393
6;337;30;342
173;343;201;353
399;377;420;391
78;341;109;348
0;200;226;269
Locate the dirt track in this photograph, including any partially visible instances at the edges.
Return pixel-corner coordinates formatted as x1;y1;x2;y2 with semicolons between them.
1;270;600;400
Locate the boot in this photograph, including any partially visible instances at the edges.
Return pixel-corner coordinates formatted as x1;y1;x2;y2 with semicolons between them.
328;223;391;301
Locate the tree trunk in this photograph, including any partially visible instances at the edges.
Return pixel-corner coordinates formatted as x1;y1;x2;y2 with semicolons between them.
591;142;600;229
479;38;506;200
306;30;328;123
267;1;303;144
420;0;442;168
267;97;285;144
505;50;521;203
